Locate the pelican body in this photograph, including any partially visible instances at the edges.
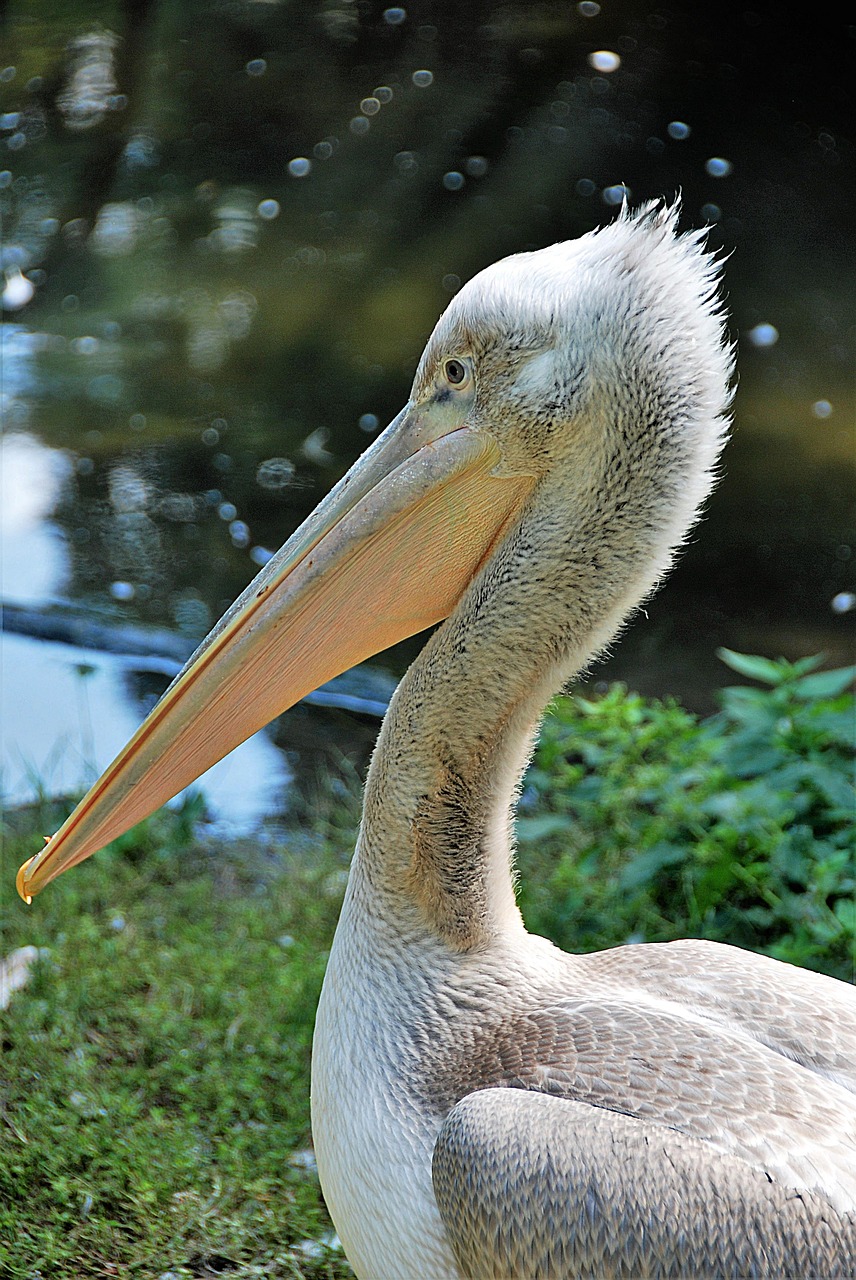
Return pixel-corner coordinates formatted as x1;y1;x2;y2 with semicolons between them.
19;205;856;1278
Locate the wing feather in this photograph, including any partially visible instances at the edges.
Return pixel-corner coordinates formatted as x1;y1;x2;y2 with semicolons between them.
433;1089;856;1279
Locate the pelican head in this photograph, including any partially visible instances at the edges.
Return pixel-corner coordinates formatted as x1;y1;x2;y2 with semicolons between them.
18;201;730;901
415;201;730;537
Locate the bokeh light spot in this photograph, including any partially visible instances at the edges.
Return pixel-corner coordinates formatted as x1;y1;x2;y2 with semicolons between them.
747;323;778;348
588;50;620;72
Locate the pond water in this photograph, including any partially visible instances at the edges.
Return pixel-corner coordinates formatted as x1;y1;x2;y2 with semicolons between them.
1;1;853;825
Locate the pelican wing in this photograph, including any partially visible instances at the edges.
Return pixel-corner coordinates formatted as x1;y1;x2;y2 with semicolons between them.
433;1088;856;1279
438;997;856;1211
578;938;856;1093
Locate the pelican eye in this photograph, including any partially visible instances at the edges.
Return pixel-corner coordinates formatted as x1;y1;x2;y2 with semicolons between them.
443;358;469;387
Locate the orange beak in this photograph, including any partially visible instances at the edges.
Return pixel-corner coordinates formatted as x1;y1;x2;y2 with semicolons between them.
18;410;534;901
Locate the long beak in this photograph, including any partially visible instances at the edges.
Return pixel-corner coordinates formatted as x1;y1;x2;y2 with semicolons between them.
18;411;534;900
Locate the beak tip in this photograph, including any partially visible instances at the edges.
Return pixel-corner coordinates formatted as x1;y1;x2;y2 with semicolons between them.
16;857;35;904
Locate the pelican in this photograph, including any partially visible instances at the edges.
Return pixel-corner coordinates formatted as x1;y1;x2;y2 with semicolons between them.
18;203;856;1278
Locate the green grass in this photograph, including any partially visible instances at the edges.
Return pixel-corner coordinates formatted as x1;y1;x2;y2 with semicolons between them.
1;805;353;1279
0;651;853;1276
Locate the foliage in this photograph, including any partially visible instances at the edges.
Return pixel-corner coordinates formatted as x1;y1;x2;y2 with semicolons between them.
517;651;856;981
1;652;853;1276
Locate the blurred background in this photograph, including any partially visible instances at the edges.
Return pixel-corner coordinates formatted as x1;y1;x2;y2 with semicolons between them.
0;0;853;825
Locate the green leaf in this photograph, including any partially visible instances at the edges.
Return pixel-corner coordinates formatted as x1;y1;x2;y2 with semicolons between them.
810;705;856;750
716;648;789;685
791;654;826;676
619;842;685;890
833;898;856;931
792;665;856;700
716;686;779;732
516;814;570;843
806;765;856;812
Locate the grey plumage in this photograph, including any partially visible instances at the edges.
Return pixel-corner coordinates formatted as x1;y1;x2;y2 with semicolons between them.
435;1090;856;1279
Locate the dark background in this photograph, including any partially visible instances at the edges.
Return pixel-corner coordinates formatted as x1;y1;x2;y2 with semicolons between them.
1;1;853;735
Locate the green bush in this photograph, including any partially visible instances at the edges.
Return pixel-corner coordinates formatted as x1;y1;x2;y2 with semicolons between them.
517;650;856;982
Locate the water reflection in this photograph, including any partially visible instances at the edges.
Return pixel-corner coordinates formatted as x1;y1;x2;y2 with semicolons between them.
1;632;289;828
0;0;852;826
0;431;71;601
0;429;289;820
57;31;118;132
